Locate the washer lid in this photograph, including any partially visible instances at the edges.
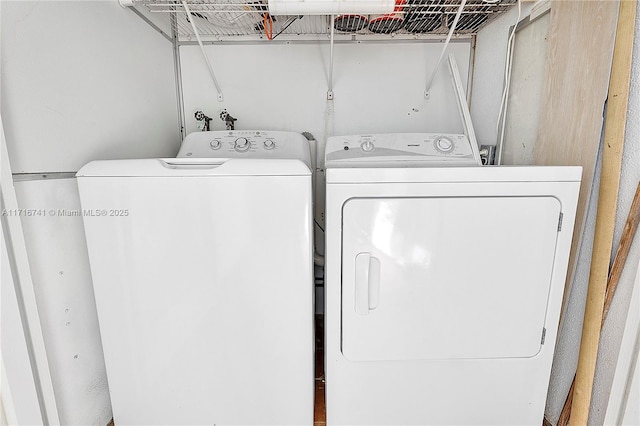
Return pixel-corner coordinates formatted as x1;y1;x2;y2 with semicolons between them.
77;158;311;177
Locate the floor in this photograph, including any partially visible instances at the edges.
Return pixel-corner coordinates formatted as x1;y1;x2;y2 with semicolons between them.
315;316;326;425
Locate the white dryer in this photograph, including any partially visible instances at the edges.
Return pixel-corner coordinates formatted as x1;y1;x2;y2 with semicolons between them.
324;133;581;425
77;130;314;425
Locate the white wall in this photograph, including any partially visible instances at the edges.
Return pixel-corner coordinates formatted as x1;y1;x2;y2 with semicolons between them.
501;11;550;165
179;41;472;142
1;1;179;424
470;2;533;147
1;1;181;173
0;397;7;426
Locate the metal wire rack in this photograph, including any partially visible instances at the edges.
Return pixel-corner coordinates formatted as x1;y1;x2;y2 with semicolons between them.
137;0;516;41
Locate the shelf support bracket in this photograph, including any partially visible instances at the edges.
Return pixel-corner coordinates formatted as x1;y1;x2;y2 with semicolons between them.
171;11;187;140
181;0;224;102
327;15;335;100
424;0;466;99
118;0;173;42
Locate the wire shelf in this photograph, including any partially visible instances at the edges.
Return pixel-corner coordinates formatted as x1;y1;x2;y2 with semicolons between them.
138;0;516;41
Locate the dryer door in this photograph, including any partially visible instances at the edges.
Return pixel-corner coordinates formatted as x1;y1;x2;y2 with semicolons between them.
341;195;561;361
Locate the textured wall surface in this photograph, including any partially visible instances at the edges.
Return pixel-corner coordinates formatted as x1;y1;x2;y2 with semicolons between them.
545;5;640;424
590;4;640;422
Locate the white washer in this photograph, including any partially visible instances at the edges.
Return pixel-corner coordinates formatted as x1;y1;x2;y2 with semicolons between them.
77;130;314;425
324;133;581;425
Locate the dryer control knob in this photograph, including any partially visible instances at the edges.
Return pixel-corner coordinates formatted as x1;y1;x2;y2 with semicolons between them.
435;137;454;153
361;140;375;152
210;140;221;150
234;137;250;151
264;140;275;150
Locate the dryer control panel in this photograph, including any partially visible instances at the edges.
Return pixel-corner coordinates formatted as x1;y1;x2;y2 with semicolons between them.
178;130;312;169
325;133;481;167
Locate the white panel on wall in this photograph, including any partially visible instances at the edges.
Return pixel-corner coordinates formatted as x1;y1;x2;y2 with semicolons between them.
179;41;471;142
0;1;180;173
1;226;43;426
14;178;112;426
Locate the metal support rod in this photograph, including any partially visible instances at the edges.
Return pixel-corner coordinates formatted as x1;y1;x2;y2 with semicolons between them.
327;15;335;100
181;0;224;101
12;172;77;182
424;0;466;98
171;11;187;140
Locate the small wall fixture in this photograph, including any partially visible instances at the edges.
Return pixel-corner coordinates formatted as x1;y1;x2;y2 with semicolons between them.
268;0;395;15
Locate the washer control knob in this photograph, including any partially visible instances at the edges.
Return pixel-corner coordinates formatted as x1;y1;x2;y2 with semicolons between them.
234;137;250;151
210;140;221;150
264;140;275;150
361;140;374;152
434;136;454;153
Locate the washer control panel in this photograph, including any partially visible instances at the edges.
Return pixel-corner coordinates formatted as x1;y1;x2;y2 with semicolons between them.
325;133;481;167
177;130;312;168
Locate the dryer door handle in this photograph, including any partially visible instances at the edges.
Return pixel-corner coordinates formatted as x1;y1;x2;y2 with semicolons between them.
355;252;380;315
